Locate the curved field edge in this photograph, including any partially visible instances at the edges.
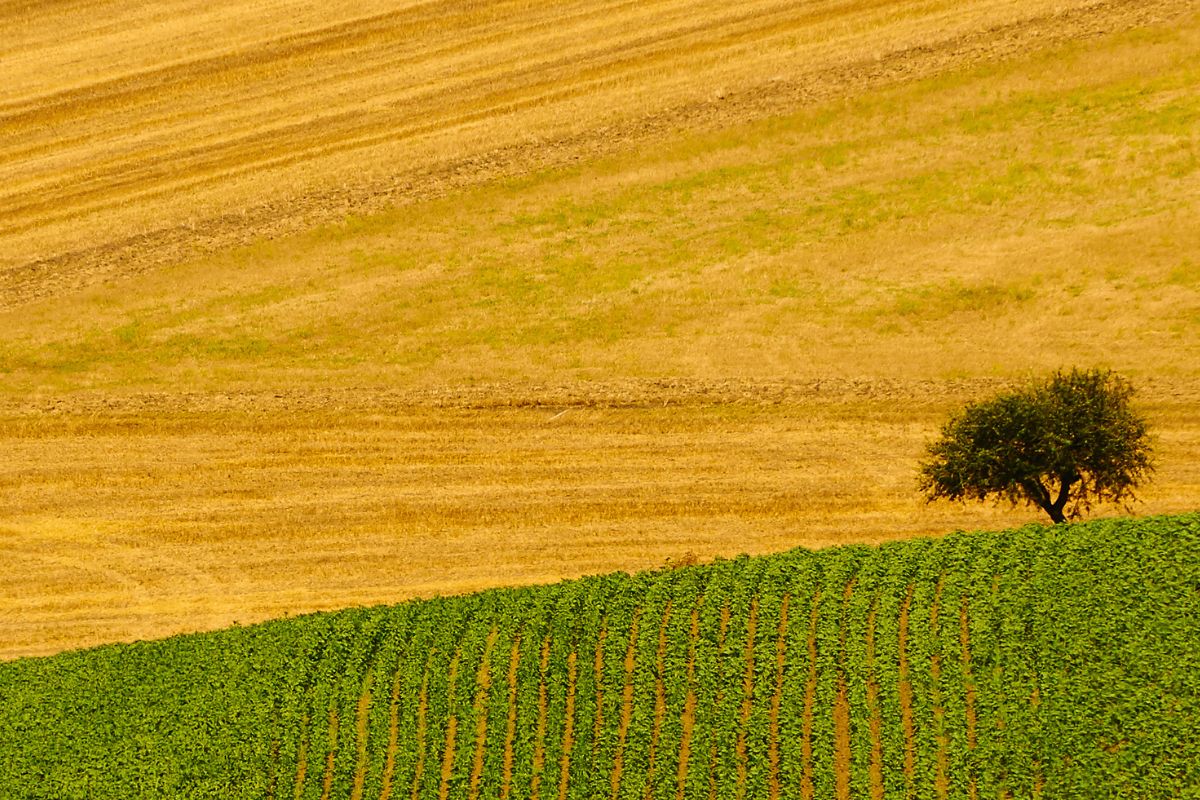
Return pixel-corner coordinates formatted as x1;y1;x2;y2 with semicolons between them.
1;512;1197;799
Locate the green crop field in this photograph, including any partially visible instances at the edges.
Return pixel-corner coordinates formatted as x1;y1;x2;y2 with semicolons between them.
2;513;1197;799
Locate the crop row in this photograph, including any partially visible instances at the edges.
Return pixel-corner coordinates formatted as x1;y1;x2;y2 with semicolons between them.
1;514;1197;798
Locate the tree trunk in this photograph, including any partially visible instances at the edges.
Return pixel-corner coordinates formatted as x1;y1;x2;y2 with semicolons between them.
1047;475;1075;524
1025;477;1071;524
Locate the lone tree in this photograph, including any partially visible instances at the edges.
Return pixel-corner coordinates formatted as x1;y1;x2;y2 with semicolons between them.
919;368;1153;523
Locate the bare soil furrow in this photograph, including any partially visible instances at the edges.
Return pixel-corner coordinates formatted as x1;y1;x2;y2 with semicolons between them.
865;602;885;800
378;660;404;800
675;602;701;800
734;597;759;800
643;601;674;799
930;577;949;800
834;581;856;800
801;592;820;800
593;621;607;767
767;594;790;800
960;596;978;800
530;637;552;800
349;680;373;800
500;637;522;800
320;706;339;800
898;587;917;800
609;610;641;800
468;627;500;800
707;605;731;800
556;650;579;800
409;668;431;800
292;714;310;800
437;650;463;800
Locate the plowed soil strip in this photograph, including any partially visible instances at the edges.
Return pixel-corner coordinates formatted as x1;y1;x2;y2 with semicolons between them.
898;586;917;800
593;622;607;766
801;591;820;800
676;602;702;800
438;651;464;800
708;605;731;800
609;611;641;800
320;706;339;800
500;637;522;800
768;594;790;800
960;597;977;800
834;581;855;800
735;597;759;800
409;666;431;800
930;578;949;800
865;602;885;800
378;661;405;800
531;637;552;800
644;601;674;800
350;678;373;800
469;628;500;800
292;714;310;800
557;650;579;800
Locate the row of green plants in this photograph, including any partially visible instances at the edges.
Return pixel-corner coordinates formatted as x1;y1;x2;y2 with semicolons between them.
1;514;1197;799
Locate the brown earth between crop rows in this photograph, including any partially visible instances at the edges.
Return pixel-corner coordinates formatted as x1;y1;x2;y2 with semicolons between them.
4;0;1200;661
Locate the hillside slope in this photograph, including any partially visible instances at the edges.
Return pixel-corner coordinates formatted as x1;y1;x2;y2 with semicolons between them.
2;0;1199;660
1;514;1197;799
2;0;1188;304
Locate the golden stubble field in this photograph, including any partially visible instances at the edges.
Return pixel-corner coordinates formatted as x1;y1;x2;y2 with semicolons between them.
2;382;1198;660
2;0;1199;659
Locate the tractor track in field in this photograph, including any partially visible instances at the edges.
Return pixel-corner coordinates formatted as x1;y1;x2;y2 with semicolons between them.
2;0;1189;309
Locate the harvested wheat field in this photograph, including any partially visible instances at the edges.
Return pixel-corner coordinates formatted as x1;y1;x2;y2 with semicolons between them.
3;0;1200;663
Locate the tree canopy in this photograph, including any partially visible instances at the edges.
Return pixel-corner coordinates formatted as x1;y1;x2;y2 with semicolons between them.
919;368;1154;523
